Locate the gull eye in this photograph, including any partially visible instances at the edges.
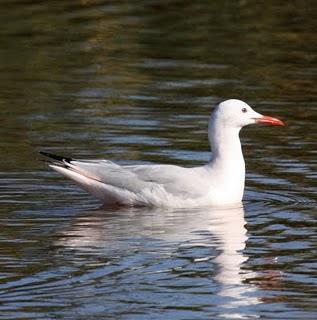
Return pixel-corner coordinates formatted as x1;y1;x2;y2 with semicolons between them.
242;108;247;113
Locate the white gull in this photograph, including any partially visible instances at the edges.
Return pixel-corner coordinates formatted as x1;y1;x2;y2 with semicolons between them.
41;99;284;207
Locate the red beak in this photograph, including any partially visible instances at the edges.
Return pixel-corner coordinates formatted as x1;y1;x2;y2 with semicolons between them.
254;115;285;126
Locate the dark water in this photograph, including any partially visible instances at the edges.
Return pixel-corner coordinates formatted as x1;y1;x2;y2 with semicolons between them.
0;1;316;319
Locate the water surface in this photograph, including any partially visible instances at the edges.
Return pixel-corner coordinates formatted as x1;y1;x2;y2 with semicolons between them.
0;1;316;319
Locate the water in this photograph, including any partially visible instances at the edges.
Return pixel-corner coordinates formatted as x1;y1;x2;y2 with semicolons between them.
0;1;316;319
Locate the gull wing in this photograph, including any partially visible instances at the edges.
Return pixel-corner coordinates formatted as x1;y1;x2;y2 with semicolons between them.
69;160;209;199
41;152;208;205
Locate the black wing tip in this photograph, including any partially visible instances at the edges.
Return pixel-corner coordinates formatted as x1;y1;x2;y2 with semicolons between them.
39;151;73;163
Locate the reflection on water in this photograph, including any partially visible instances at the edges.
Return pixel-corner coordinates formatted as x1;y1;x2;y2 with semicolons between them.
2;201;315;319
52;205;261;319
0;0;316;319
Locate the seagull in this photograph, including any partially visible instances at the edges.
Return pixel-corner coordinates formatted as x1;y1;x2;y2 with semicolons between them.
40;99;284;207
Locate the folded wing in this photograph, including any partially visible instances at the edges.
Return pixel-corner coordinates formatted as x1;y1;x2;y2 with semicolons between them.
42;152;208;206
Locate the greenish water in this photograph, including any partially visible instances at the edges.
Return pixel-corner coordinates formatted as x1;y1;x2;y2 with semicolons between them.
0;1;316;319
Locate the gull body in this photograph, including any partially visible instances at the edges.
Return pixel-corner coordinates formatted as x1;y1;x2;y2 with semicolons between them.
41;99;284;207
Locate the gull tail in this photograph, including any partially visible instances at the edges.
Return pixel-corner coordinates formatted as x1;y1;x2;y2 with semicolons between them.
40;151;92;179
40;151;95;193
39;151;73;166
39;151;132;206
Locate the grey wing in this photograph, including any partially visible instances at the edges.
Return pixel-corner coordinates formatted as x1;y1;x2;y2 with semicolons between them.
69;160;153;193
124;164;208;198
68;161;207;198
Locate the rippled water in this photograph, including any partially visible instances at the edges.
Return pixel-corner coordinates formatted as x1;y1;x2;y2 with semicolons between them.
0;1;316;319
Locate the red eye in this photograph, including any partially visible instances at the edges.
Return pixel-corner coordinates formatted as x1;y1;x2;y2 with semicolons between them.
242;108;247;113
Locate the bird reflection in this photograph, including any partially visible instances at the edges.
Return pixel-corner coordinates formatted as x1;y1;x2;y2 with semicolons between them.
55;204;259;316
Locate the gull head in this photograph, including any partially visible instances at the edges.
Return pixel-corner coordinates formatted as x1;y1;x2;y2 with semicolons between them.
212;99;285;129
